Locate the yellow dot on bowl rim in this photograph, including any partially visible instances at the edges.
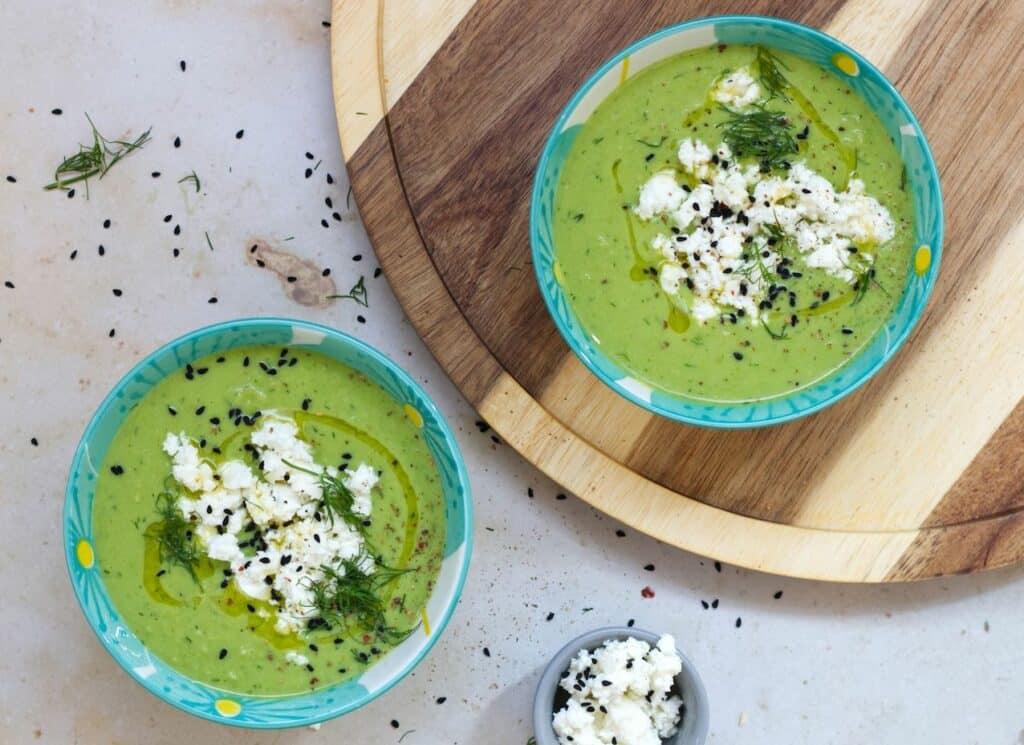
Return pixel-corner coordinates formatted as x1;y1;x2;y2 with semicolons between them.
403;404;424;429
914;245;932;275
420;608;432;637
76;539;94;569
832;52;859;76
215;699;241;717
553;261;565;286
619;55;630;86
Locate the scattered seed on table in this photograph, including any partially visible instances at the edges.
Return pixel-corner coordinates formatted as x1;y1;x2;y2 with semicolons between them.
774;590;783;599
436;697;446;705
108;328;115;338
483;647;491;657
711;598;719;609
352;254;362;261
627;618;635;627
103;218;111;229
546;612;554;621
644;564;655;572
163;214;172;223
172;248;180;257
616;529;626;537
332;212;342;221
320;218;328;228
51;108;62;115
701;600;709;609
391;720;400;729
173;136;181;148
326;173;334;185
208;297;218;304
98;244;105;256
322;20;331;27
714;561;722;573
373;267;382;278
4;281;13;289
555;493;566;500
287;275;297;283
735;617;742;628
325;196;332;208
67;189;75;198
305;168;313;179
112;288;122;296
151;171;161;178
69;250;77;260
173;224;181;236
527;487;534;498
179;59;186;71
5;176;15;183
235;129;245;139
322;268;331;277
30;437;38;446
356;315;366;324
306;152;315;160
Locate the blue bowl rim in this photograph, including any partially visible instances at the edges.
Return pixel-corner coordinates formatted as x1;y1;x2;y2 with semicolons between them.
529;14;944;429
62;316;474;728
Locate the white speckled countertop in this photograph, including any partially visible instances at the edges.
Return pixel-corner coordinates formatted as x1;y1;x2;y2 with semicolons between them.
1;2;1021;743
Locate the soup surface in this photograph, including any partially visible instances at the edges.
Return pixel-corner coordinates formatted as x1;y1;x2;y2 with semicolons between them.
553;44;914;402
94;345;445;695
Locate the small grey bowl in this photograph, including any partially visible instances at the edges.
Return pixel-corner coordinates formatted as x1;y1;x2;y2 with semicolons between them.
533;627;709;745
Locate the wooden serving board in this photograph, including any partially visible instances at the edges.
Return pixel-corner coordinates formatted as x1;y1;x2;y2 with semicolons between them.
330;0;1024;581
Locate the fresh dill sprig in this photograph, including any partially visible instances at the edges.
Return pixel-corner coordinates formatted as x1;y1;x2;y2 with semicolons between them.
44;114;151;194
178;170;201;193
283;460;366;531
305;553;414;641
755;46;790;101
719;107;798;172
327;275;368;307
154;490;201;581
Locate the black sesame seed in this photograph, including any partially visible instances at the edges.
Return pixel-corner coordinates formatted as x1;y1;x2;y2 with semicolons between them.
306;168;314;179
644;563;655;571
714;561;722;572
736;617;742;628
436;697;447;705
208;297;218;304
841;327;854;335
546;612;555;621
110;465;124;475
173;136;181;148
173;224;181;236
112;288;122;297
627;619;635;627
108;328;115;338
151;171;160;178
556;493;567;501
167;406;177;416
733;351;744;361
373;267;382;278
774;590;784;599
356;315;366;324
320;218;328;228
235;129;244;139
5;176;15;183
326;173;334;184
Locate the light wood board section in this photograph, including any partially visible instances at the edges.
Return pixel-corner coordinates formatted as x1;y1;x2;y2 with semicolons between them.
331;0;1024;581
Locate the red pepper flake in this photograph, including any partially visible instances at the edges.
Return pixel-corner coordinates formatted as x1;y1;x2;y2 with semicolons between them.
641;586;655;599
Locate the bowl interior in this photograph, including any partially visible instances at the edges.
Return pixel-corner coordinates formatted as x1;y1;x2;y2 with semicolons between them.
531;15;942;428
63;318;472;728
533;627;710;745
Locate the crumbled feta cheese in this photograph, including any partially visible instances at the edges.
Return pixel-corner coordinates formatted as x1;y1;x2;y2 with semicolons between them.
634;171;685;220
552;634;685;745
285;651;309;667
633;131;895;322
712;67;762;109
165;413;379;636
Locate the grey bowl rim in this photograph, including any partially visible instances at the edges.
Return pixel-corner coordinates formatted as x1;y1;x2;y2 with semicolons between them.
532;626;710;745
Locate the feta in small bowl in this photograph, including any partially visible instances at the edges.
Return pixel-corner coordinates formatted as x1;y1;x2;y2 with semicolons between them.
533;627;709;745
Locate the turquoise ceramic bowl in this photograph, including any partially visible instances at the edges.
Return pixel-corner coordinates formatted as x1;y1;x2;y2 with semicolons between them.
64;318;473;728
531;15;943;428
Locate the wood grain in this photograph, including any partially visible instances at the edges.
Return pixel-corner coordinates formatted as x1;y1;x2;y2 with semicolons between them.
333;0;1024;580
